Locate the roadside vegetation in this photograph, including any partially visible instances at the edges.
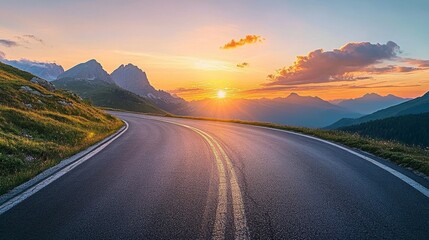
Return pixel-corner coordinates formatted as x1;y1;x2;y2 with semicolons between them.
53;78;165;114
0;62;123;195
340;112;429;148
166;114;429;177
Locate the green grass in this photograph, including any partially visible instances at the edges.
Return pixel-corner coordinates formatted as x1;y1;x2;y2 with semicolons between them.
165;114;429;177
53;78;165;114
0;62;123;195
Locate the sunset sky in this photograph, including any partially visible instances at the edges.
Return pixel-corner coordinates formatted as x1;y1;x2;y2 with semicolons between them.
1;0;429;100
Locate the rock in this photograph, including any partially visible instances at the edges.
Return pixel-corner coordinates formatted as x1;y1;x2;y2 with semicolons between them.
20;86;42;96
24;103;33;109
30;77;56;91
58;100;72;106
22;132;33;139
25;156;35;162
20;85;53;97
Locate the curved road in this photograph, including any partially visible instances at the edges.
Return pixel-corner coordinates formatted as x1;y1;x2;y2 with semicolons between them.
1;111;428;239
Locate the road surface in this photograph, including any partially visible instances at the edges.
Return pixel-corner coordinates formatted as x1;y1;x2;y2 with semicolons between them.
1;111;428;239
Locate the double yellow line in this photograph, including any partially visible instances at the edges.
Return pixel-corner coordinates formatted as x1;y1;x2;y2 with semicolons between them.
158;119;250;240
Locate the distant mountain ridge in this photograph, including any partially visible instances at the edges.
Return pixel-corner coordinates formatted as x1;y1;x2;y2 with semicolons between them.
57;59;113;83
188;93;362;128
53;60;164;114
327;91;429;129
111;63;188;113
111;64;152;92
334;93;409;114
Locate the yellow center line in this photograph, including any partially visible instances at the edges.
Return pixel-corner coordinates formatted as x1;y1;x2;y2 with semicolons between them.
200;130;250;240
193;128;228;240
148;117;249;240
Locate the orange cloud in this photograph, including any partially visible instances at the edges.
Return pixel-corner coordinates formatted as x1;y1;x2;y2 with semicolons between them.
221;35;264;49
403;58;429;67
265;41;429;86
236;62;249;68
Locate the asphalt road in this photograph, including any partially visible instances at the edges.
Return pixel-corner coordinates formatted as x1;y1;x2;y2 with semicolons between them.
1;112;428;239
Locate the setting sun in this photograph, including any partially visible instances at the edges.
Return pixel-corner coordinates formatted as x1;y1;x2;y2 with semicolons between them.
217;90;227;98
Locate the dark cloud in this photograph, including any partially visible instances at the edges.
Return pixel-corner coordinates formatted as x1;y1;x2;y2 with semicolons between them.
221;35;264;49
237;62;249;68
0;39;19;47
266;41;405;86
22;34;44;45
0;35;45;49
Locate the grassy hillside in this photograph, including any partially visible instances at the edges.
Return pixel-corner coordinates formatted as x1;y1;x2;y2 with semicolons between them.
53;78;165;114
167;114;429;176
327;92;429;129
0;62;123;195
340;113;429;147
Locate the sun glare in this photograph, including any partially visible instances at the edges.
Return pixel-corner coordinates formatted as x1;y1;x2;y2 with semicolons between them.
217;90;227;99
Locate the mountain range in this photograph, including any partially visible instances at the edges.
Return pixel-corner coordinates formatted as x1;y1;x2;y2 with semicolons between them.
52;60;163;114
327;91;429;129
188;93;362;128
56;59;113;83
111;64;188;113
333;93;409;114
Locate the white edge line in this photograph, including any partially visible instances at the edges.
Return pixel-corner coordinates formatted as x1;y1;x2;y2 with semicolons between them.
0;121;129;215
127;114;429;198
252;125;429;198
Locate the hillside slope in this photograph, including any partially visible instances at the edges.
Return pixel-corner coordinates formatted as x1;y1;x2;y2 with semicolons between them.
53;78;165;114
327;92;429;129
339;112;429;147
0;57;64;81
0;62;123;194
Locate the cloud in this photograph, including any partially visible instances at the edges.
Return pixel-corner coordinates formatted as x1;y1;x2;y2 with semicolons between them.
169;87;205;94
403;58;429;67
0;54;64;81
0;39;19;47
0;35;45;49
241;83;420;95
22;34;44;45
266;41;406;86
237;62;249;68
364;65;422;73
221;35;264;49
0;34;45;48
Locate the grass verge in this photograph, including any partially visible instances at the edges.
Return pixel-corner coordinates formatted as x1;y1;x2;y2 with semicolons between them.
0;62;123;195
